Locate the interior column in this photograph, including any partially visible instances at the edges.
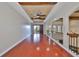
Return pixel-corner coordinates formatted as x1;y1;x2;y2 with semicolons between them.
63;16;69;49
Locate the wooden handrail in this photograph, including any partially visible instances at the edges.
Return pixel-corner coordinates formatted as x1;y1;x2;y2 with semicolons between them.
67;33;79;37
67;32;79;54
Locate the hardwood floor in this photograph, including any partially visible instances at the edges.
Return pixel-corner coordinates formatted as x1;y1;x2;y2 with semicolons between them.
2;34;72;57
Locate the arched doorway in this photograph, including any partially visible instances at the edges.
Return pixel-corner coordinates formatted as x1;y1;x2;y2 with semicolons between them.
68;10;79;54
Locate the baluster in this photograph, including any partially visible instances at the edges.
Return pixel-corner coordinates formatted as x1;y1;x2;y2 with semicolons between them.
67;33;79;54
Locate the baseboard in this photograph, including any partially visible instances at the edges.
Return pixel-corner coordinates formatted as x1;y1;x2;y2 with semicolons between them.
0;35;30;57
46;34;77;57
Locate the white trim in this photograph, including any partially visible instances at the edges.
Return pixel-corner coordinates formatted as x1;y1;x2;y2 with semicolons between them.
46;34;77;57
0;35;30;57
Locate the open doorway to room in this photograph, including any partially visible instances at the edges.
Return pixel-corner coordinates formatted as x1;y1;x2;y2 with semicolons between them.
32;24;43;43
34;25;40;34
51;18;63;44
33;24;43;34
68;10;79;55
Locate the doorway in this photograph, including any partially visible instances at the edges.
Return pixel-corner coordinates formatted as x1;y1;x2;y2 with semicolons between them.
33;24;43;34
31;24;43;43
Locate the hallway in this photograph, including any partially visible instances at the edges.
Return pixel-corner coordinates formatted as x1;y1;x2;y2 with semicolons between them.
3;34;72;57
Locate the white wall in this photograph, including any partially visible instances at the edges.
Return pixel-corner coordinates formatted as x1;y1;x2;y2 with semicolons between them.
0;3;31;55
43;22;49;35
22;25;31;38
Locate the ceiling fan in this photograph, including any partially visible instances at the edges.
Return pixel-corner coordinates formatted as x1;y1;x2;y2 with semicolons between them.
31;12;46;20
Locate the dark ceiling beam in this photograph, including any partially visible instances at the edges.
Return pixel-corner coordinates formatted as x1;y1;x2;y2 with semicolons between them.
19;2;57;5
75;10;79;13
69;16;79;20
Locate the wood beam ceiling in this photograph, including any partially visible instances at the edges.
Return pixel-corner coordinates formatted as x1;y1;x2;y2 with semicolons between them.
75;10;79;13
19;2;57;5
69;17;79;20
69;10;79;20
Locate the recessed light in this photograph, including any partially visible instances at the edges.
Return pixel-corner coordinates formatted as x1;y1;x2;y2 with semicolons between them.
46;47;50;51
53;42;56;45
36;47;40;51
55;53;58;56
